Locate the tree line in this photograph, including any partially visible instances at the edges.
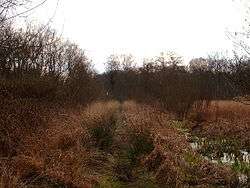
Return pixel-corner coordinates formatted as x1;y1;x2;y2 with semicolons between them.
0;0;249;112
0;23;104;103
0;1;104;104
103;53;250;119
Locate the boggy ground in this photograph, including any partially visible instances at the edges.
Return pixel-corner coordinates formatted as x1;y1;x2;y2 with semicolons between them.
0;99;246;187
185;100;250;187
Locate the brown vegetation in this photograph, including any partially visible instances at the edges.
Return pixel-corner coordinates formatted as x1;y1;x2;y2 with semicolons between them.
0;1;249;187
122;101;238;187
0;100;120;187
188;101;250;150
104;53;250;119
1;98;244;187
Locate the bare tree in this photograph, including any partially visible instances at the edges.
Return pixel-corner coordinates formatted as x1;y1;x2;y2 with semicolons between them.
223;1;250;104
0;0;48;25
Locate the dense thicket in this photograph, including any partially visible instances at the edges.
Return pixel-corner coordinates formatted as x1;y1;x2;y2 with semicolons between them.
0;24;104;104
103;53;250;118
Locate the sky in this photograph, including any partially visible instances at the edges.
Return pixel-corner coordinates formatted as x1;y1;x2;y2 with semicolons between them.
22;0;245;72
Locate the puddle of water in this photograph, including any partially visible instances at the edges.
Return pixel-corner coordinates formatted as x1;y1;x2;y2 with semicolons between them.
190;141;250;164
239;174;248;186
190;138;250;186
241;150;250;163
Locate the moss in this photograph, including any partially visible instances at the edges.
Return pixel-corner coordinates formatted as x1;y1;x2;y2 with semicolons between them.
184;152;202;167
183;174;199;185
128;172;159;188
169;120;190;136
95;176;125;188
95;175;159;188
232;160;250;174
113;153;134;182
27;176;69;188
182;152;203;185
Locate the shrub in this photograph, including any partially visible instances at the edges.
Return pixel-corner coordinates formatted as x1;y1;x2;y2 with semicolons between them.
88;113;116;150
89;125;114;151
127;131;154;165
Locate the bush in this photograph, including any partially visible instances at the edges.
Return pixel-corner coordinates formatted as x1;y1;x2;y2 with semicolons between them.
127;131;154;165
90;126;114;151
0;97;47;157
88;115;116;151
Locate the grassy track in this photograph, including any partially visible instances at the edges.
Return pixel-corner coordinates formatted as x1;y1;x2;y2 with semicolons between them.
1;100;248;187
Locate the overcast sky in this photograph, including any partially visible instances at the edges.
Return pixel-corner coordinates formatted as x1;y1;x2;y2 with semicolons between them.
24;0;245;72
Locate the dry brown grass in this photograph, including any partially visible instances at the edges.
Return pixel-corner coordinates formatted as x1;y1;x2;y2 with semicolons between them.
188;100;250;148
206;100;250;121
0;99;120;187
121;101;238;187
0;99;243;187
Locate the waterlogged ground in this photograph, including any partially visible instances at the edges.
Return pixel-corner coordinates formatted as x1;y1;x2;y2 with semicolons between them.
189;137;250;186
169;118;250;187
178;101;250;187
